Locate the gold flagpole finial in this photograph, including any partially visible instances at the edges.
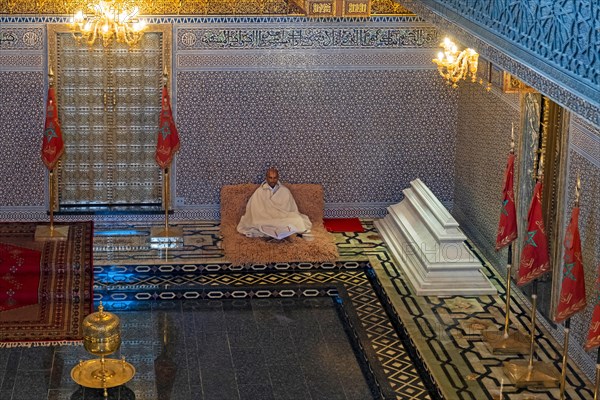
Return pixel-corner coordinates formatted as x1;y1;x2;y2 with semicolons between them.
575;173;581;207
510;122;515;154
48;65;54;87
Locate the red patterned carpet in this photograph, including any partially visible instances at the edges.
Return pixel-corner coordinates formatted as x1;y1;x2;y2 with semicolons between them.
0;222;94;347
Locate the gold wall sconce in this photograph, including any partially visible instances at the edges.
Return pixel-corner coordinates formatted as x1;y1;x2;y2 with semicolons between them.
432;37;479;88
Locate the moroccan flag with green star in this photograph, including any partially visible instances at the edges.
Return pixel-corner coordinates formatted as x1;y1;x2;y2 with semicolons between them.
41;87;65;170
555;206;586;323
155;85;180;169
517;181;551;286
585;265;600;350
495;153;518;250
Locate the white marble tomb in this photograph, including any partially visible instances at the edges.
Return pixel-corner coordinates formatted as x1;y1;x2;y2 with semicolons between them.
375;178;497;296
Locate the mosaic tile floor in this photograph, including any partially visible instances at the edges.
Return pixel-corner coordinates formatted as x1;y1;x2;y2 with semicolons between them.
0;220;595;399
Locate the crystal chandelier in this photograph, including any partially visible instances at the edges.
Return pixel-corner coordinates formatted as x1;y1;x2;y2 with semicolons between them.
432;38;479;88
70;0;147;47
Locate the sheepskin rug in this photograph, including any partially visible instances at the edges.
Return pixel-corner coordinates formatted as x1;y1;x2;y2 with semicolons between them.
220;183;339;265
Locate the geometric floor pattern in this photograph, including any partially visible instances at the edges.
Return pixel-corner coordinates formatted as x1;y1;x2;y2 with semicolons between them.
91;220;595;399
94;264;434;399
93;220;436;399
354;222;595;400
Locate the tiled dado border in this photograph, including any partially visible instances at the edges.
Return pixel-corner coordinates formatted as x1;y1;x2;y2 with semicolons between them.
94;265;440;399
0;200;455;221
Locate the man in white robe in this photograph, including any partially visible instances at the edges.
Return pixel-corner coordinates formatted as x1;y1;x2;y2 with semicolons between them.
237;168;312;240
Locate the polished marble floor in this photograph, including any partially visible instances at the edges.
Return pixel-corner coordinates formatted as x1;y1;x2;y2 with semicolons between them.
0;220;596;399
40;297;375;400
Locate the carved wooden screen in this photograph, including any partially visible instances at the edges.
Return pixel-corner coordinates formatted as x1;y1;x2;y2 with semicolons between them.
54;31;164;208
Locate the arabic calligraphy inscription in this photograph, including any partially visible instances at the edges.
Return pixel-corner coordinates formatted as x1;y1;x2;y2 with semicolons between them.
177;27;438;50
0;27;44;50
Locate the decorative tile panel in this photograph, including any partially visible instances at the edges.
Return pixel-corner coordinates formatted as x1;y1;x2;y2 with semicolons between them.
452;81;520;272
563;117;600;359
0;54;43;69
570;115;600;168
177;50;436;70
0;72;45;207
175;69;457;207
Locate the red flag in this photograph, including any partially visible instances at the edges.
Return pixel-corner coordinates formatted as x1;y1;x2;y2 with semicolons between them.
555;207;586;323
586;264;600;350
155;86;180;169
40;87;64;170
586;305;600;350
495;153;518;250
517;181;551;286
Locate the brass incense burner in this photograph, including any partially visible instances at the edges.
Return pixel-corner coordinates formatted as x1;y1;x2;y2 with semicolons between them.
71;303;135;398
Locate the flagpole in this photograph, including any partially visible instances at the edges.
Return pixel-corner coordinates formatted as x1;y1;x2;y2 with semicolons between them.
503;279;559;387
503;154;559;388
35;65;68;241
595;349;600;400
559;174;583;398
559;318;570;399
164;167;169;233
503;244;512;336
163;68;170;235
483;243;530;353
527;281;539;368
504;127;514;338
150;68;182;248
503;123;518;340
49;169;55;233
48;66;55;235
503;128;515;337
483;123;529;354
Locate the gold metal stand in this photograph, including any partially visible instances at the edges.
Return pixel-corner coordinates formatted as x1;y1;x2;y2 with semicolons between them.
35;169;69;241
559;320;571;399
71;356;135;398
503;285;560;388
71;303;135;398
151;168;183;247
594;351;600;400
483;246;530;354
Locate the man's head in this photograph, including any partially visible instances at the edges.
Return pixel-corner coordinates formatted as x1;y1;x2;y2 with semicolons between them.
266;167;279;188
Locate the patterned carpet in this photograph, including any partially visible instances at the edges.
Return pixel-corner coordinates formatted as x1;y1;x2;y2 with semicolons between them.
90;220;594;399
0;221;94;347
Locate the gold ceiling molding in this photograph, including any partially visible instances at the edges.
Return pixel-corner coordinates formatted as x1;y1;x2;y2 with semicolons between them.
0;0;413;15
370;0;412;15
